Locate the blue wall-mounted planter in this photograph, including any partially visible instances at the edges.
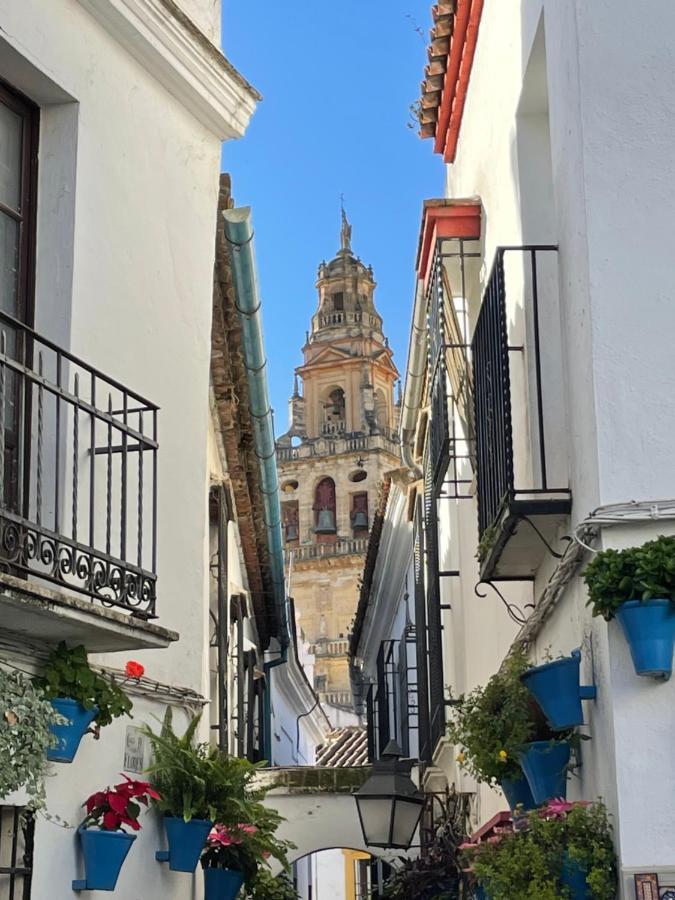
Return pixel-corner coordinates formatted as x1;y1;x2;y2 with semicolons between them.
518;740;570;805
474;884;491;900
72;827;135;891
500;773;536;812
47;698;97;763
204;866;245;900
156;817;213;872
521;650;596;730
560;853;590;899
615;598;675;679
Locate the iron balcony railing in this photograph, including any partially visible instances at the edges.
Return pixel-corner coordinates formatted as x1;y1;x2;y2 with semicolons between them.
472;246;567;539
0;310;158;617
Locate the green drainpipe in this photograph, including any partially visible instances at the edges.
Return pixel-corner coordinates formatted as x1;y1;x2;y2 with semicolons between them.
223;207;289;765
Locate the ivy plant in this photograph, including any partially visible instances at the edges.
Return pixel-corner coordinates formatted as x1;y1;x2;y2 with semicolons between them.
465;801;616;900
584;535;675;620
36;642;132;728
0;668;63;810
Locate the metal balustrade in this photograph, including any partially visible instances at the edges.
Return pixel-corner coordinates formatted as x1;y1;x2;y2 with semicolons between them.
0;310;158;617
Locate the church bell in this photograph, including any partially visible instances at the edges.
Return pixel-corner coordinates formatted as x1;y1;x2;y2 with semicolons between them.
351;510;368;530
285;523;299;541
315;509;336;533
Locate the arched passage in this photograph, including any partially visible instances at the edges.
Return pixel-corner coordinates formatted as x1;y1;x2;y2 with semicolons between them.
259;767;415;874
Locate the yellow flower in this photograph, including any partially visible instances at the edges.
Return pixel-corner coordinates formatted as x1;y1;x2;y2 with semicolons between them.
498;750;508;762
456;752;466;764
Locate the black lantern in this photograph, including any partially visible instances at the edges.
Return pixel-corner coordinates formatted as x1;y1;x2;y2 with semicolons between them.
354;740;424;849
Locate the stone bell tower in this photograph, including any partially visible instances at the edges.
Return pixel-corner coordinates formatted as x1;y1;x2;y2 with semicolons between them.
276;209;400;723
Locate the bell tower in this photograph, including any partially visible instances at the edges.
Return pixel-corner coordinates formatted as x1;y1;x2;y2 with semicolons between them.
277;210;400;723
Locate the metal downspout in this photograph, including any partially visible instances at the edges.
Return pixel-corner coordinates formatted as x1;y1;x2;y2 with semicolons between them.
223;208;290;763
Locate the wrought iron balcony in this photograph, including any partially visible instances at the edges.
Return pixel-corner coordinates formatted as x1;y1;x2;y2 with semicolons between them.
0;310;158;618
472;247;571;580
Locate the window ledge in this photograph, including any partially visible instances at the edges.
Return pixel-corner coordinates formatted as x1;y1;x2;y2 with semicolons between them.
0;571;178;653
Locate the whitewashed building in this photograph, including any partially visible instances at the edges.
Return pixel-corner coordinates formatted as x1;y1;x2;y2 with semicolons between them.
0;2;329;897
356;1;675;896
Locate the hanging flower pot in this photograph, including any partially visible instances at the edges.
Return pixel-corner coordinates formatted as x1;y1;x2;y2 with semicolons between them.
560;852;590;900
474;884;491;900
203;866;246;900
47;698;97;763
583;537;675;679
520;650;596;731
156;816;214;872
73;827;136;891
517;740;570;805
499;773;536;812
615;599;675;678
72;776;158;892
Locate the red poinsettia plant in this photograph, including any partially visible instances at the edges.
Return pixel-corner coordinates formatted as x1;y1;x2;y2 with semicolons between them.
82;775;160;832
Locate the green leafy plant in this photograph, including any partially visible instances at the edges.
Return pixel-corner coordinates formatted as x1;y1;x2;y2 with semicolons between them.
36;643;132;728
447;651;554;784
584;535;675;620
463;800;616;900
0;668;63;810
248;869;300;899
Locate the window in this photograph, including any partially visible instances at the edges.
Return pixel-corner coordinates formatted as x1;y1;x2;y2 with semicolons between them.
0;80;38;327
0;81;38;515
332;292;344;311
0;806;34;896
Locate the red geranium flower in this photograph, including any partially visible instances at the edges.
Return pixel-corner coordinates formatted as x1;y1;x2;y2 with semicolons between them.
125;660;144;678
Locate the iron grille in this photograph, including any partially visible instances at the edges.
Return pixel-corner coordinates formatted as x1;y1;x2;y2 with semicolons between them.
396;630;418;758
424;454;445;754
427;253;450;493
0;309;158;616
413;496;431;764
373;640;399;757
0;807;34;899
472;246;562;539
472;251;512;537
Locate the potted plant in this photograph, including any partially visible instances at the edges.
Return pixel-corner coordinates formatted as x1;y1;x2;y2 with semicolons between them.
72;775;159;892
462;800;616;900
199;774;293;897
144;709;217;872
584;535;675;678
448;652;571;809
36;643;132;762
0;667;63;809
520;650;596;731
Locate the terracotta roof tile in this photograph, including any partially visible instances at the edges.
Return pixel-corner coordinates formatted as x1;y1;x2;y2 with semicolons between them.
316;727;369;767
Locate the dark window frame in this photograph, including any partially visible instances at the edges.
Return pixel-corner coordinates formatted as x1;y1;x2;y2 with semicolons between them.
0;77;39;329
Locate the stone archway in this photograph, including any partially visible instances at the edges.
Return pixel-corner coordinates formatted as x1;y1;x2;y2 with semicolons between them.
259;767;415;873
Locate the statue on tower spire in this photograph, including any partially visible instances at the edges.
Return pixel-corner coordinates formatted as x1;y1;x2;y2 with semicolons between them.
340;195;352;253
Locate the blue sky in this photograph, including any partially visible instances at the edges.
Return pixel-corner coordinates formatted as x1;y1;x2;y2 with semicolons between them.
221;1;441;432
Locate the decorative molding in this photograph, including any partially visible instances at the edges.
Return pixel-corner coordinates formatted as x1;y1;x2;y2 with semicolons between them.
78;0;259;140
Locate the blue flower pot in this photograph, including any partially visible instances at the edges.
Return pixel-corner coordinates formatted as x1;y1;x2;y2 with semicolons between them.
500;774;536;812
73;827;135;891
157;816;213;872
561;853;590;899
474;885;491;900
615;599;675;678
521;650;596;730
204;866;245;900
47;698;97;763
517;740;570;805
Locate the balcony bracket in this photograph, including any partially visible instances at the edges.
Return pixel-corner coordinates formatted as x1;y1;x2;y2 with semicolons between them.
474;579;534;627
519;516;573;561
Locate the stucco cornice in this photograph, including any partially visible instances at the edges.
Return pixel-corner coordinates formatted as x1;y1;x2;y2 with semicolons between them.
78;0;260;140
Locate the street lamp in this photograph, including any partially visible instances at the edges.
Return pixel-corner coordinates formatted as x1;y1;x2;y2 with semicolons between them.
354;740;424;849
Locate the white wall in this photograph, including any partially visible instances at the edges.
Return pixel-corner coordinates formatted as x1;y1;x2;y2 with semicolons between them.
0;0;257;896
436;0;675;882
